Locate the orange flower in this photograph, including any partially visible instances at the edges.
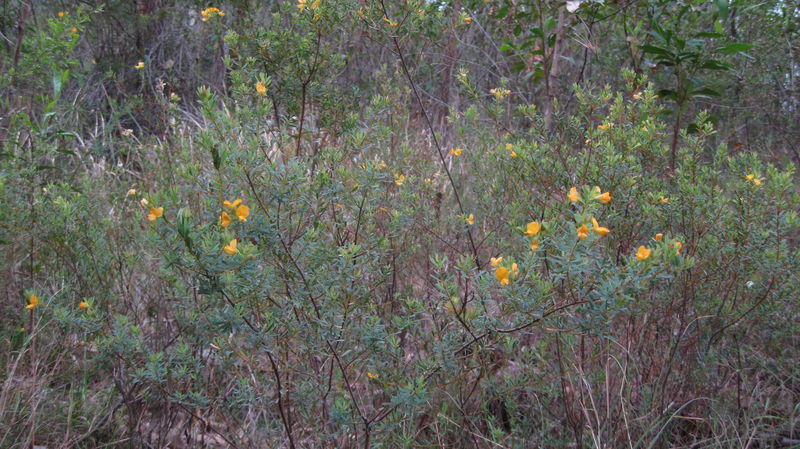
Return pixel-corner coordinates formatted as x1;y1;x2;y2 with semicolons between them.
79;301;89;309
568;187;579;203
26;295;39;310
223;239;238;255
655;233;663;241
635;246;651;261
490;256;503;268
223;198;242;210
147;207;163;221
577;223;589;240
235;205;249;222
495;266;510;285
220;211;232;228
598;191;611;204
525;221;541;237
530;240;539;252
591;217;610;236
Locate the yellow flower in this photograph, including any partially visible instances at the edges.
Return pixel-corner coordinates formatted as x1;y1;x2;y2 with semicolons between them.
525;221;541;237
235;204;250;222
660;196;669;204
449;147;463;157
134;61;144;70
577;223;588;240
220;211;232;228
530;239;539;252
394;173;406;186
753;178;762;186
139;198;149;207
297;0;307;12
597;122;614;130
509;151;517;158
223;239;238;255
147;207;163;221
57;11;65;17
367;371;379;380
224;198;242;210
256;81;267;95
568;187;579;203
495;266;510;285
635;245;651;261
511;263;519;277
490;256;503;268
674;241;683;254
505;143;513;151
78;301;89;309
311;0;320;10
127;188;137;196
591;217;610;236
26;295;39;310
745;174;755;181
71;26;78;34
201;7;224;21
466;214;474;225
633;92;642;100
655;233;663;241
597;190;611;204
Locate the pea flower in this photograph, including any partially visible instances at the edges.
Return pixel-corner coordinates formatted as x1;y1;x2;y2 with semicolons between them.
256;81;267;95
367;372;379;380
394;173;406;186
449;147;463;157
655;233;663;241
223;198;242;210
223;239;238;255
490;256;503;268
635;245;651;261
79;301;89;309
134;61;144;70
598;191;611;204
674;241;683;254
200;7;225;21
220;211;232;228
530;240;539;252
511;263;519;277
577;223;588;240
525;221;541;237
235;205;249;222
568;187;579;203
147;207;163;221
591;217;610;236
466;214;474;225
127;188;137;196
495;266;510;286
26;295;39;310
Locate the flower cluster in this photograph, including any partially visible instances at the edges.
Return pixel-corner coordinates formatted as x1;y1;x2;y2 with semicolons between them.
490;87;511;99
745;173;763;186
200;7;225;22
568;185;611;204
222;198;249;224
491;257;518;286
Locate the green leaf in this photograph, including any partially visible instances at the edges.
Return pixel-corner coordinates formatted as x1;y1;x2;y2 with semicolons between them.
718;43;754;54
701;59;730;70
641;45;673;56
